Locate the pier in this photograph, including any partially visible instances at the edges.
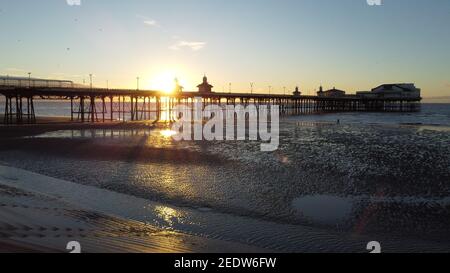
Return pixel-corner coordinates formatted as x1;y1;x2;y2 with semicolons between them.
0;78;421;125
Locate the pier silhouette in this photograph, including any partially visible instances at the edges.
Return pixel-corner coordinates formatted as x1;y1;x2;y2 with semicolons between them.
0;77;421;124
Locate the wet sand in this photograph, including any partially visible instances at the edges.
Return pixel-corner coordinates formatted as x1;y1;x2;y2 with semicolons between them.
1;118;449;252
0;120;264;253
0;175;266;253
2;164;449;253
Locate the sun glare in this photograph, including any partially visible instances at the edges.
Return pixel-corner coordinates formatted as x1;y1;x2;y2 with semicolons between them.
147;70;186;94
160;129;177;138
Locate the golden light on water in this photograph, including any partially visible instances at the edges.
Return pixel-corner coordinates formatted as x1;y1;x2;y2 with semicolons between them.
154;205;183;226
160;129;177;138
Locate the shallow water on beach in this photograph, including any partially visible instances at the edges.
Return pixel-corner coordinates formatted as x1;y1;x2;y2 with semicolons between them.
1;105;450;250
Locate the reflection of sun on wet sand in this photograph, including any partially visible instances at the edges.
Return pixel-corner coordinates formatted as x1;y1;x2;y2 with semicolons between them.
0;169;266;253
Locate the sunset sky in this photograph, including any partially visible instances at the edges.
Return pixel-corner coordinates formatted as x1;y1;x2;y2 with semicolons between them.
0;0;449;97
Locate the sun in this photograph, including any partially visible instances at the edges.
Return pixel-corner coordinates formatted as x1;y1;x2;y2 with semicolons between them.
147;70;184;94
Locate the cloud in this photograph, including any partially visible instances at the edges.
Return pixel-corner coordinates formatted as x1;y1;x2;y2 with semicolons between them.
135;15;205;51
170;41;206;51
137;15;159;27
143;20;158;27
66;0;81;6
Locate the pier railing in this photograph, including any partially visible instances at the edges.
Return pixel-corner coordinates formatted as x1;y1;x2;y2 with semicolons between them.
0;78;75;89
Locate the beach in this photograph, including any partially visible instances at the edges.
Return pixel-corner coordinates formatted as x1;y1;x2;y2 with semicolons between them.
1;104;449;252
0;119;260;253
2;164;448;253
0;166;268;253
